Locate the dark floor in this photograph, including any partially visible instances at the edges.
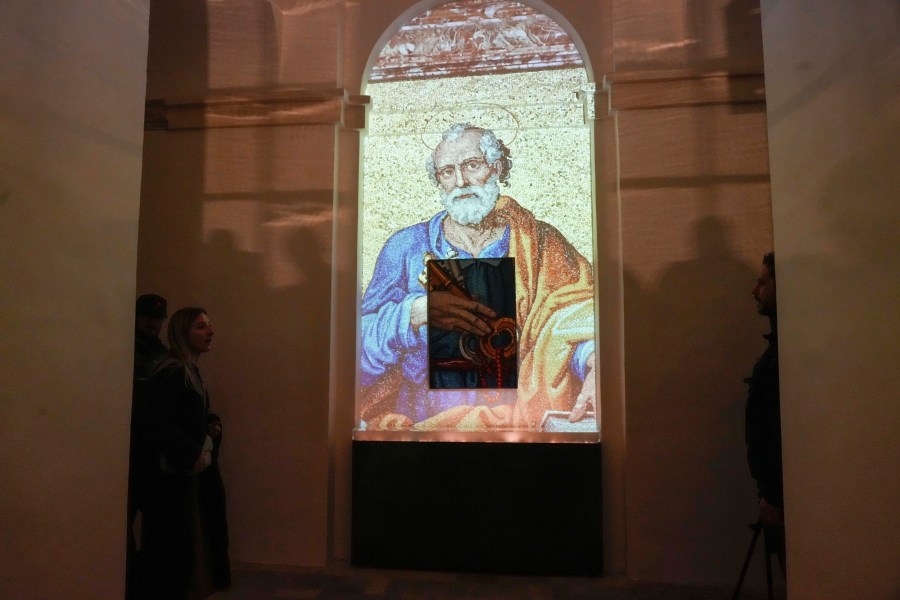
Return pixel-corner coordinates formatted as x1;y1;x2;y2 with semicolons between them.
212;562;782;600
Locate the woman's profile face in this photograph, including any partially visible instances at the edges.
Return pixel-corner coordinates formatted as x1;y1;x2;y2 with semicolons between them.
187;312;214;355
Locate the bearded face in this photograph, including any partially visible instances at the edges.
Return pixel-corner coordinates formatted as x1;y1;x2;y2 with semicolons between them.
432;129;502;226
752;266;777;317
440;177;500;225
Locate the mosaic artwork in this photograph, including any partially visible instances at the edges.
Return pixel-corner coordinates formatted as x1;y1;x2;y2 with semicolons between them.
358;1;597;434
427;257;518;391
360;122;596;432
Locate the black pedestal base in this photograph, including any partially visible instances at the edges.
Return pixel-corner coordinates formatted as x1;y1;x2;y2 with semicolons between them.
351;440;603;576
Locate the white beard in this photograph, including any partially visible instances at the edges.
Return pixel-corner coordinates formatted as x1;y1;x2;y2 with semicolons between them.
439;178;500;226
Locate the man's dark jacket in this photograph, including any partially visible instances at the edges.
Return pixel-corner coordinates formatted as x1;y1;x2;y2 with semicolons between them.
745;324;783;507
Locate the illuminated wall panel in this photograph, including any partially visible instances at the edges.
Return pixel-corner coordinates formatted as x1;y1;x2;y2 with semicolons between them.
356;1;598;437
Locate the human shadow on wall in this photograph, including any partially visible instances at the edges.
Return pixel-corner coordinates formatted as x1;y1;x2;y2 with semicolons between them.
628;215;762;572
682;0;766;113
193;196;333;545
723;0;765;114
264;204;333;428
197;197;332;428
199;229;264;356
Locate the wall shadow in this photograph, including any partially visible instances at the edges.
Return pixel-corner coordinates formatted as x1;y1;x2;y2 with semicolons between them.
625;215;764;578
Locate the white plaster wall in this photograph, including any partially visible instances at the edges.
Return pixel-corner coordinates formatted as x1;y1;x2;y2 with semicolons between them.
760;1;900;598
0;1;150;598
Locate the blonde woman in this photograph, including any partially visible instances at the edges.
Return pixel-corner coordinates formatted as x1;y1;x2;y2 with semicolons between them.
135;307;230;599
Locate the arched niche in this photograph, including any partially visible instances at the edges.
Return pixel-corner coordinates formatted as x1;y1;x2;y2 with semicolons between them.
355;0;601;439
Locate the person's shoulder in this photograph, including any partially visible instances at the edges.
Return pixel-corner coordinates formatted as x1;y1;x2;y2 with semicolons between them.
500;196;569;236
534;219;566;239
521;212;585;260
512;208;561;241
382;218;433;249
149;360;183;384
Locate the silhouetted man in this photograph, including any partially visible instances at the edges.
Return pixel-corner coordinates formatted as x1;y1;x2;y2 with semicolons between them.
745;252;785;573
134;294;168;380
128;293;168;598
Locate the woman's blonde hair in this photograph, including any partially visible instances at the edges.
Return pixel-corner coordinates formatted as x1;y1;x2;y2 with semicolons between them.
161;306;208;396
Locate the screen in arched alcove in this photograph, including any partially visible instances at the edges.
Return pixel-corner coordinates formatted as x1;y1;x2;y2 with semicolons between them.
357;0;598;438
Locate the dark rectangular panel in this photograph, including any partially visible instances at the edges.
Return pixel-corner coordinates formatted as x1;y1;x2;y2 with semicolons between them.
351;440;603;576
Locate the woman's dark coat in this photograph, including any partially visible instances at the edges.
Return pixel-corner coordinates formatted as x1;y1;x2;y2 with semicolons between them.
134;363;230;599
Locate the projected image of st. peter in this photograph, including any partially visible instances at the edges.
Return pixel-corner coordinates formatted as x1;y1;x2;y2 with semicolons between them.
360;123;596;430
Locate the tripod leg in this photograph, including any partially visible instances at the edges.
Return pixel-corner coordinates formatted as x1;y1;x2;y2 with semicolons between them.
764;526;774;600
732;521;763;600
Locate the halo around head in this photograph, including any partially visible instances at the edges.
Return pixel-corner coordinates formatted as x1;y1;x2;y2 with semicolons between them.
421;104;520;151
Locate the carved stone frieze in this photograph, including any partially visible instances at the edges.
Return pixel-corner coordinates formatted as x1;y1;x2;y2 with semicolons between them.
370;1;583;82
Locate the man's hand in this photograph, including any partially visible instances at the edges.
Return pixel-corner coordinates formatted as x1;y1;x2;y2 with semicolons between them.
759;497;783;527
415;291;496;335
193;449;212;473
569;352;596;422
